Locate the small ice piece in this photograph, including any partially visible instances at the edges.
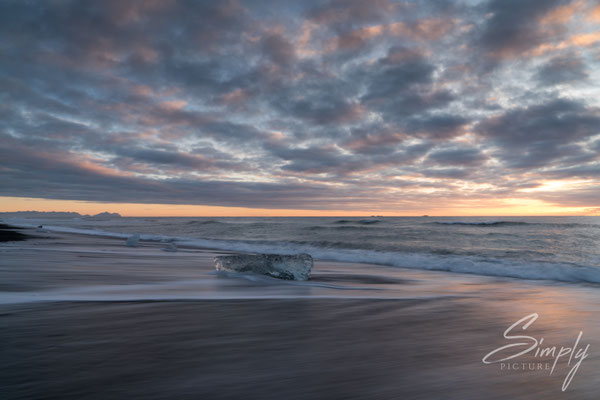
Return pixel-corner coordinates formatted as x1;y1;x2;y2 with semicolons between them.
214;253;313;281
35;225;49;233
126;233;140;247
162;242;177;252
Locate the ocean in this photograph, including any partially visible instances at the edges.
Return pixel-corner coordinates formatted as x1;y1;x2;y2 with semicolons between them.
6;215;600;285
3;216;600;398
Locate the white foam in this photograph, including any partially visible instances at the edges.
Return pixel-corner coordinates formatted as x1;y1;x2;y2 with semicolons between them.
0;274;405;305
0;292;451;304
7;222;600;285
180;238;600;285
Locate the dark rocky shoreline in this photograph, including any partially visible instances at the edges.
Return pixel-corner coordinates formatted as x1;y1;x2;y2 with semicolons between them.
0;223;31;242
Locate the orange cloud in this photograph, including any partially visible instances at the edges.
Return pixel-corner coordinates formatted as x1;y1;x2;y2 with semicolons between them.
540;0;583;25
160;100;187;111
393;18;454;40
219;89;249;105
569;31;600;46
295;21;317;57
323;17;455;53
587;4;600;22
526;31;600;57
132;84;153;97
344;132;406;152
325;25;384;52
388;18;455;40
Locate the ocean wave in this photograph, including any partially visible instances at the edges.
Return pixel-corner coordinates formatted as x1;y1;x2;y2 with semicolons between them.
180;239;600;285
308;225;373;231
334;219;381;225
186;220;223;225
12;222;600;285
431;221;529;226
431;221;600;228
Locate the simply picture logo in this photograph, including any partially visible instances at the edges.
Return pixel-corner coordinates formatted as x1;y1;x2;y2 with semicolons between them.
482;313;591;392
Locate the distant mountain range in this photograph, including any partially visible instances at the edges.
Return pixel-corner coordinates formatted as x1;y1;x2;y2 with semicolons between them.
0;211;122;219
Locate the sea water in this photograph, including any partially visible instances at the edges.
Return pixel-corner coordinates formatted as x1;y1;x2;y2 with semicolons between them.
5;216;600;285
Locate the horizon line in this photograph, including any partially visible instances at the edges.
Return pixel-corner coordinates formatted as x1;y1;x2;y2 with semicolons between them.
1;211;598;218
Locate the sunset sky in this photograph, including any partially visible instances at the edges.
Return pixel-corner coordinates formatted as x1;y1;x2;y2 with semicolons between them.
1;0;599;216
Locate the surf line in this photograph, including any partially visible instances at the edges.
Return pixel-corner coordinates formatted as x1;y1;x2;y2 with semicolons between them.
482;313;591;391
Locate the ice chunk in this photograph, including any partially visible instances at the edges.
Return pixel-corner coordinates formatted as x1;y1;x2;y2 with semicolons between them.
35;225;49;233
126;234;140;247
214;253;313;281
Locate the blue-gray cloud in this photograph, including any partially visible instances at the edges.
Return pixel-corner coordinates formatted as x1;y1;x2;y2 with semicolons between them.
1;0;599;211
536;53;589;85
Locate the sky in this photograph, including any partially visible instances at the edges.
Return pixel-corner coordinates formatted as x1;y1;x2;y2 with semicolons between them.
1;0;599;216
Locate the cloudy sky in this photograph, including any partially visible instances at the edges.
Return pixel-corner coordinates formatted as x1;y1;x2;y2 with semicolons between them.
1;0;599;216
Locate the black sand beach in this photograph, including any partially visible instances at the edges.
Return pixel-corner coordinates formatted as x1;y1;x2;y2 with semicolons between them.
3;0;600;398
0;224;31;243
1;228;599;399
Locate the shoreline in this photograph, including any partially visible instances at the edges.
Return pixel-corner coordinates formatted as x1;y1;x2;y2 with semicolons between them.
3;221;600;287
1;227;599;398
0;223;33;242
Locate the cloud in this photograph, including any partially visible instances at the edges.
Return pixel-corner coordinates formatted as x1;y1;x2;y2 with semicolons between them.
406;114;470;140
536;53;589;85
419;168;471;179
357;46;456;120
261;31;297;66
476;0;573;60
272;91;364;125
361;46;435;100
308;0;395;26
1;0;599;212
476;98;600;172
426;147;488;167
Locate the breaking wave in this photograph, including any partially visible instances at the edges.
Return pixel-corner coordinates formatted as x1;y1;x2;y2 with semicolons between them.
431;221;600;228
186;220;224;225
334;219;382;225
431;221;530;226
10;223;600;285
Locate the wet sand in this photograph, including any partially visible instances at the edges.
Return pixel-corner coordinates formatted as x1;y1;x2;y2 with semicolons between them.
1;228;599;399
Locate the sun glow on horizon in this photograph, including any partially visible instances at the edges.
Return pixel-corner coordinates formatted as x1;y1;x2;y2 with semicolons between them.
0;196;594;217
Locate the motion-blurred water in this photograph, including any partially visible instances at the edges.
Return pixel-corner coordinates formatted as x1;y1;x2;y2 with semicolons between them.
2;216;600;400
6;216;600;284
